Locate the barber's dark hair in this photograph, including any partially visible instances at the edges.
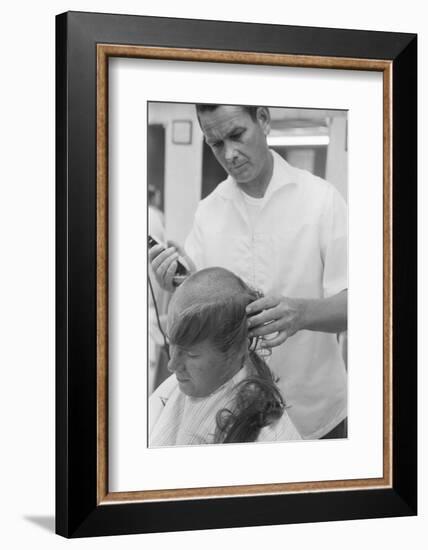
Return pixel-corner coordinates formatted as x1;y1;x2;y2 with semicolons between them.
195;103;259;122
168;268;285;444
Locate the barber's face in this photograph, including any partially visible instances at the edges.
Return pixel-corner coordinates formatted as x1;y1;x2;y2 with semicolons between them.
167;340;234;398
199;106;271;186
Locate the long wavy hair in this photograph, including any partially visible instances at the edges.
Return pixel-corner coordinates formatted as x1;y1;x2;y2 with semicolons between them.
168;268;285;443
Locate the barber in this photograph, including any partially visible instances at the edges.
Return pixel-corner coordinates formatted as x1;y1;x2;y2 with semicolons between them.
149;104;347;440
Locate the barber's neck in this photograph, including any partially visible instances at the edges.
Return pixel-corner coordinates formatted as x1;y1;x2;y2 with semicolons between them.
237;150;274;199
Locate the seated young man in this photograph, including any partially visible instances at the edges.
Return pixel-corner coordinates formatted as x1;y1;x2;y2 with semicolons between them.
149;267;301;446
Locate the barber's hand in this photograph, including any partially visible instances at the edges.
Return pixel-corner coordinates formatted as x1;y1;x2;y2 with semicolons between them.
246;295;306;348
148;241;195;292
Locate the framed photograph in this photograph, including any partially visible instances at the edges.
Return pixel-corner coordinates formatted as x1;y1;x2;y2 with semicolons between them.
172;119;193;144
56;11;417;538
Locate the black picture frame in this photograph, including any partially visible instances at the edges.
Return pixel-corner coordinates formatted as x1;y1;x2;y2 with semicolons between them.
56;10;417;538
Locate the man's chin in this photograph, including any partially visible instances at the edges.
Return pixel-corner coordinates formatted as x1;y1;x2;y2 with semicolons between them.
231;166;251;182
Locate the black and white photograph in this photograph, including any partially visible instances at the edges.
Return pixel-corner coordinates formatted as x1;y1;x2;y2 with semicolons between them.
147;101;348;447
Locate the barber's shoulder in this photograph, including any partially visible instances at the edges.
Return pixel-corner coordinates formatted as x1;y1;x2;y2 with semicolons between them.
293;164;329;191
291;165;340;208
194;177;231;215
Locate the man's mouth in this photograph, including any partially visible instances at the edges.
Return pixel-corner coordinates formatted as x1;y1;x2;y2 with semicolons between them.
232;162;247;171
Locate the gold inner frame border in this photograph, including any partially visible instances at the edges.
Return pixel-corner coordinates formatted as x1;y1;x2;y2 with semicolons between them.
96;44;393;504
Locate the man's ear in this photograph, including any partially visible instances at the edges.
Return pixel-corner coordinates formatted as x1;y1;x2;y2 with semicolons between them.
256;107;271;136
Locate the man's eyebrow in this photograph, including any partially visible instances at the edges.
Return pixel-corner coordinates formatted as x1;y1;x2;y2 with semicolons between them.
229;126;245;133
205;126;245;145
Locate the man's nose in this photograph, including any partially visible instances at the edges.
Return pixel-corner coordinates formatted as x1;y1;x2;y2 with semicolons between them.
224;141;237;163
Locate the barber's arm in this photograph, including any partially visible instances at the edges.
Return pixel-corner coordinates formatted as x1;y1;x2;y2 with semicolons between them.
246;289;347;348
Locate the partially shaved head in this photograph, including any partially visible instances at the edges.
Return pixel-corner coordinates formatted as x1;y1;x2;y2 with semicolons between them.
168;267;259;354
171;267;251;313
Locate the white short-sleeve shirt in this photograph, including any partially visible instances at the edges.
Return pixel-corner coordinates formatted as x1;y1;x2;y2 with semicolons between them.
185;150;347;439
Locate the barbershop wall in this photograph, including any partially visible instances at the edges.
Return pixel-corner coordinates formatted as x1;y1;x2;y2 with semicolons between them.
149;103;204;246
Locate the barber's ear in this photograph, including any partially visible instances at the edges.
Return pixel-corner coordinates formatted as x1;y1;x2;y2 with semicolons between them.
256;107;271;136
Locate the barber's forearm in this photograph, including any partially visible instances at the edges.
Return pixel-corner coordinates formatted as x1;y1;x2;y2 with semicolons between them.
299;290;347;334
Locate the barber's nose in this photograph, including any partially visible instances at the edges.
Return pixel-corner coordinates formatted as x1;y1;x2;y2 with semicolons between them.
224;142;237;163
